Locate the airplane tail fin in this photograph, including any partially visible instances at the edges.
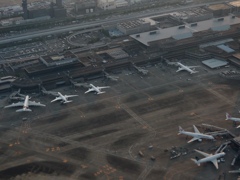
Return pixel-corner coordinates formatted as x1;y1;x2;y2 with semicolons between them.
97;91;105;94
16;108;32;112
178;126;184;135
236;125;240;128
191;158;200;166
226;112;231;120
63;100;72;104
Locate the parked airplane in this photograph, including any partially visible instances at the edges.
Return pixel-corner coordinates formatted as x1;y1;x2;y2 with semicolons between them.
225;112;240;128
4;95;45;112
176;62;198;74
51;92;78;104
41;87;59;97
191;149;225;169
178;125;214;143
85;84;110;94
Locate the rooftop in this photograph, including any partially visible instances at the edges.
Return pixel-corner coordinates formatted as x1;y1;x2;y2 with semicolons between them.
217;44;235;53
202;58;228;69
232;53;240;60
208;3;231;11
130;15;240;46
118;19;149;29
41;51;77;64
228;1;240;7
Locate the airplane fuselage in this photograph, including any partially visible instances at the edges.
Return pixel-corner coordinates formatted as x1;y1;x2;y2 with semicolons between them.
177;63;195;74
90;84;101;93
23;95;29;110
58;92;67;102
228;117;240;122
197;152;225;164
180;131;214;140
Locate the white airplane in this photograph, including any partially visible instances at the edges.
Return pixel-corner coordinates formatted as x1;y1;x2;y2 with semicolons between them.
85;84;110;94
178;125;214;143
225;112;240;128
4;95;45;112
191;149;225;169
51;92;78;104
176;62;198;74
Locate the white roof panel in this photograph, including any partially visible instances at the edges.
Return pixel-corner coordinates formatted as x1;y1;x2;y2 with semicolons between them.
130;15;240;46
217;44;235;53
202;58;228;69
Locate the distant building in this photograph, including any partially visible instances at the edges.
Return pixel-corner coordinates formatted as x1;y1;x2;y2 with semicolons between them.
207;3;232;17
51;4;67;18
28;8;50;19
0;17;23;26
22;0;66;19
75;0;96;14
130;15;240;47
228;1;240;14
117;19;151;35
115;0;128;8
40;51;79;67
22;0;28;19
170;7;213;23
97;0;116;10
97;0;128;10
56;0;63;8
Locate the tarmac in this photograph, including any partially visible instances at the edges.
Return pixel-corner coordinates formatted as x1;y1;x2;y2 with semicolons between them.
0;59;240;179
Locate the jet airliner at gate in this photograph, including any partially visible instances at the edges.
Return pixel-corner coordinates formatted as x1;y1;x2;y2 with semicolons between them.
85;84;110;94
51;92;78;104
4;95;45;112
178;125;214;143
176;62;198;74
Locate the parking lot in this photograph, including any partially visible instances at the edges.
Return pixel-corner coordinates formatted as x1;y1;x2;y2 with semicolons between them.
0;38;70;60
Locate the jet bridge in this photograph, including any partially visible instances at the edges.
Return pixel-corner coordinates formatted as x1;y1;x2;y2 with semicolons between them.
9;89;26;101
132;63;148;75
102;70;119;81
202;123;236;138
70;79;91;89
41;86;59;96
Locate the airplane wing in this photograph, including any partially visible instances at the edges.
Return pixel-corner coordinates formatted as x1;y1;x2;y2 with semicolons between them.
28;101;46;107
211;159;219;169
4;102;24;108
65;95;78;98
188;66;199;68
187;137;199;143
193;125;200;133
51;97;62;103
98;86;110;90
176;68;184;72
194;149;211;157
229;170;240;173
85;88;95;94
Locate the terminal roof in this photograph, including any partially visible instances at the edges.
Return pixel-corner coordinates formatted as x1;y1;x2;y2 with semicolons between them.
130;15;240;46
